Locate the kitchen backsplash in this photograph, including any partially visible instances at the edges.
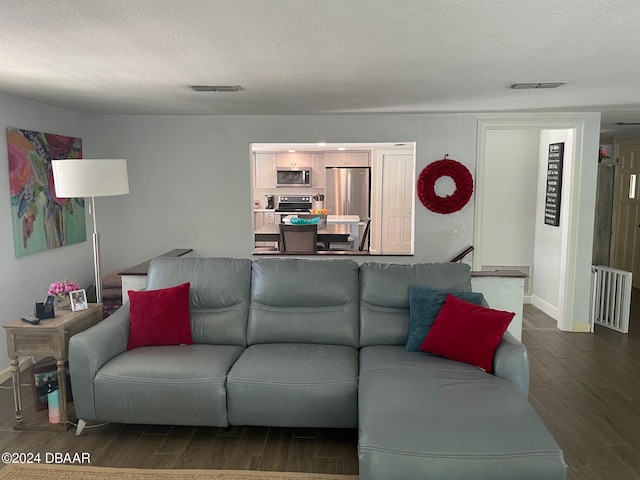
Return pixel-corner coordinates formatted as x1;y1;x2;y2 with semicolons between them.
253;188;325;209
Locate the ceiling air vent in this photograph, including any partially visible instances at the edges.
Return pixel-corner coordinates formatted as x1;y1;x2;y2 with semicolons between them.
509;82;568;89
190;85;244;92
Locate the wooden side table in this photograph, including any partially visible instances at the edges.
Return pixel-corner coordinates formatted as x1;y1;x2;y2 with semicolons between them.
3;303;102;430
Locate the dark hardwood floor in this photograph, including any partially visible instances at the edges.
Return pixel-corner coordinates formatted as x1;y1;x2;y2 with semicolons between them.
0;382;359;473
523;290;640;480
2;295;640;478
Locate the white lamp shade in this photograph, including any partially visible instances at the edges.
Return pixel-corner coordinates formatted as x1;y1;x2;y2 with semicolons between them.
52;159;129;198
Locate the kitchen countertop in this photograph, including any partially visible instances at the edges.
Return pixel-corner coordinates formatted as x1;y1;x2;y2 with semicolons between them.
281;214;360;225
327;215;360;224
255;210;359;220
470;270;528;278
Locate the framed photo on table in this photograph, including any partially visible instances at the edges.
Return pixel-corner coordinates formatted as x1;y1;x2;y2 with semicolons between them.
69;289;88;311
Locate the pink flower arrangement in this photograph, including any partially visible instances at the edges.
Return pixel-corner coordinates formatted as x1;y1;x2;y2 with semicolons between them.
48;279;81;300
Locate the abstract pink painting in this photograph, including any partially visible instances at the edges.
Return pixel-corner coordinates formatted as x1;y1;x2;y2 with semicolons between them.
7;128;86;257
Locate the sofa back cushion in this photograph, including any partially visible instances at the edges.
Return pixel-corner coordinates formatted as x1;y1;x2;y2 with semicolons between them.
146;257;252;346
248;258;359;347
359;261;472;347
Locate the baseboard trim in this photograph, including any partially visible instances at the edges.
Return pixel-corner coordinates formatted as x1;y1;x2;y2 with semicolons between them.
531;294;560;322
0;357;36;385
572;323;591;333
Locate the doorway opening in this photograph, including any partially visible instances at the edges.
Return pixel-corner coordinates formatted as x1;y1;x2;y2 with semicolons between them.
474;114;600;333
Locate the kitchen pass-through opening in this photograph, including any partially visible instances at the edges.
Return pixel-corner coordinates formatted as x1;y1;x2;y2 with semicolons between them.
251;142;416;256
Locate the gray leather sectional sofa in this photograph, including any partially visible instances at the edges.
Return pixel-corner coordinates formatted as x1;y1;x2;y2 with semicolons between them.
69;257;566;479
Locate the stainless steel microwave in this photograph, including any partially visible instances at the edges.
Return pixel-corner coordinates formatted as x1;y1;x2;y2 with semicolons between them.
276;168;311;188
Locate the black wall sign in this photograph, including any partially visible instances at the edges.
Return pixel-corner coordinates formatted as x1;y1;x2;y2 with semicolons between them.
544;142;564;226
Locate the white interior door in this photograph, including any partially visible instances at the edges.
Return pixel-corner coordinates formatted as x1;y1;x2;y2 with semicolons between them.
611;144;640;288
381;153;413;254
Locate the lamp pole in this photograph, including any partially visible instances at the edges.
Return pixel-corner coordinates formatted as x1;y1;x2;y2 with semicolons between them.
91;196;102;304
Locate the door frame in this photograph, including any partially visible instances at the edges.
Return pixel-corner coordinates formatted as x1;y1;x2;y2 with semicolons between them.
474;113;600;332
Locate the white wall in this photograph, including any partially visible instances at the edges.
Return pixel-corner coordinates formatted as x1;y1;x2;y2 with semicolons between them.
480;129;540;269
90;114;479;273
0;93;93;372
532;129;574;322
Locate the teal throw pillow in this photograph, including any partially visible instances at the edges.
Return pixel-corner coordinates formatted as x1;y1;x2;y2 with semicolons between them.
406;285;485;352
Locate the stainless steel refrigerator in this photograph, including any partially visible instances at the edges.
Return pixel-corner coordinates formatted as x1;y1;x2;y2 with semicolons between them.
325;167;370;220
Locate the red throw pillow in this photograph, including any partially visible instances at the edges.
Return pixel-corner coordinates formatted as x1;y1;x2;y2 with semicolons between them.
127;282;193;350
419;294;514;373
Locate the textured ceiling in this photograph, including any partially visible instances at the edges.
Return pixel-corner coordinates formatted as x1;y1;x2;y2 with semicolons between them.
1;0;639;140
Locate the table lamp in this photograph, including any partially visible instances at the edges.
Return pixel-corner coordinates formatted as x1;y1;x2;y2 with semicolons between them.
52;159;129;304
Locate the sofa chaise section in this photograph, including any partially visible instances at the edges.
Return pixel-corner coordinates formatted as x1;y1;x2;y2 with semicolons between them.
356;261;566;480
358;346;565;480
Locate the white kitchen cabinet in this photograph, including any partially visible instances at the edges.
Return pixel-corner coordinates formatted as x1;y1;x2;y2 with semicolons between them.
255;153;276;189
311;153;325;188
324;151;370;167
254;210;276;247
276;152;311;168
276;153;294;167
264;211;275;224
347;152;370;167
254;211;276;228
254;211;264;231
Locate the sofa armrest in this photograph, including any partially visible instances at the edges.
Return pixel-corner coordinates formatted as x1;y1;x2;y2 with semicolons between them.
69;303;130;420
493;331;530;397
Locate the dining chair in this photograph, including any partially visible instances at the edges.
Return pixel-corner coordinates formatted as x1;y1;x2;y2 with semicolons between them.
358;217;371;252
297;214;327;250
326;217;370;252
279;224;318;254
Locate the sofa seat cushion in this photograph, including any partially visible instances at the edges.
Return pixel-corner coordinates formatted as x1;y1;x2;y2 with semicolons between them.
358;346;566;480
360;344;483;376
94;344;244;426
227;343;358;428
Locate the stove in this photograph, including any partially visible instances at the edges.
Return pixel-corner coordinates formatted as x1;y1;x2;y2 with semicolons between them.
275;195;312;212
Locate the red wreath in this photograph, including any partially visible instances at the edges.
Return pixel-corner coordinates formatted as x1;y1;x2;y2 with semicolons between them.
417;158;473;214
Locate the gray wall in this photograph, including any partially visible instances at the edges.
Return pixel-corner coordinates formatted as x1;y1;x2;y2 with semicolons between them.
0;93;93;372
0;105;600;373
90;114;480;273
